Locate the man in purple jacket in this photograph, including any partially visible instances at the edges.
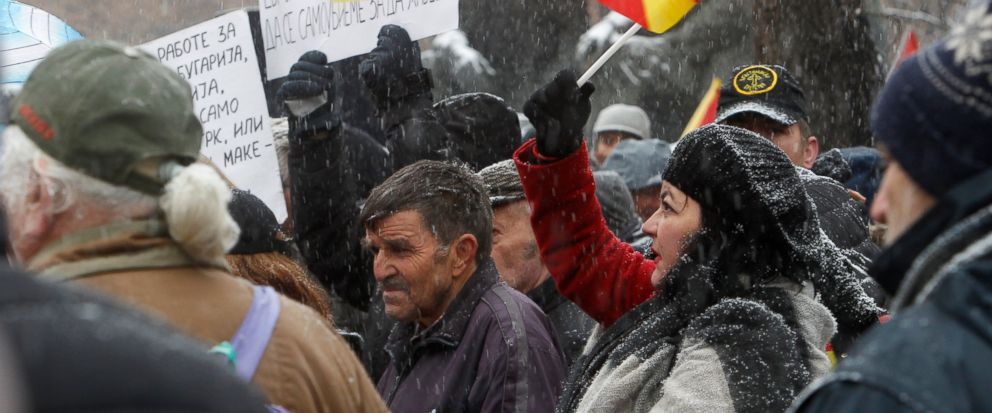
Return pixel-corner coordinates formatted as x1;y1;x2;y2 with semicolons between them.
360;160;566;412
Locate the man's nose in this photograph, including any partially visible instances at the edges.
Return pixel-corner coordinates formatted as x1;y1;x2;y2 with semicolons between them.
869;190;888;225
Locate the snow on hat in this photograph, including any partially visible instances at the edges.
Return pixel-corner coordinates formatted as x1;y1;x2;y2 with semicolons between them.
716;64;808;126
872;3;992;198
664;124;810;251
666;124;882;330
10;40;202;195
602;139;672;191
478;159;525;207
593;104;652;140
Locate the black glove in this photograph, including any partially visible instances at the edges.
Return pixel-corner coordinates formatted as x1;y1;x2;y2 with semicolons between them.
523;70;595;159
277;50;341;140
359;24;432;111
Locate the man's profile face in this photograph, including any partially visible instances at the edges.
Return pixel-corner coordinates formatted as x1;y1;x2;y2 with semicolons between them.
869;151;936;246
491;200;547;294
594;131;638;165
365;210;454;325
724;114;808;167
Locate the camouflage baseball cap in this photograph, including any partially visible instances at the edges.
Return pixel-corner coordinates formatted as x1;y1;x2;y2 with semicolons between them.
10;40;202;195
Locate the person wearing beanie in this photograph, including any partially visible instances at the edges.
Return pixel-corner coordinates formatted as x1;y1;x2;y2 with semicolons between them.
792;4;992;411
591;103;652;165
478;159;596;367
226;189;332;320
514;71;881;412
0;40;386;413
601;138;673;221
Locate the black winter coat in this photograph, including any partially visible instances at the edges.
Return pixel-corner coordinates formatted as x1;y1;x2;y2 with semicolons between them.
527;278;597;367
801;170;887;354
792;169;992;413
0;269;268;412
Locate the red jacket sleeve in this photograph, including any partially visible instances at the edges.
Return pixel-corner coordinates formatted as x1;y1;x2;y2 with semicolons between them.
513;139;655;326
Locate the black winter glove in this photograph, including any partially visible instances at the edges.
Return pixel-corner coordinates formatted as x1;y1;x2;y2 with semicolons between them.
277;50;341;140
359;24;433;111
523;70;596;159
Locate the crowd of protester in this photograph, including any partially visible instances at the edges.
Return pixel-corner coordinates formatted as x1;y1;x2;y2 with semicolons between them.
0;2;991;412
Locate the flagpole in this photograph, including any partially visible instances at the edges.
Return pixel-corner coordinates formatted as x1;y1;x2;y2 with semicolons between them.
577;23;642;86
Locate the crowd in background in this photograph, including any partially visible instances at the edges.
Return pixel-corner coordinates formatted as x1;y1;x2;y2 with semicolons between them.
0;1;991;412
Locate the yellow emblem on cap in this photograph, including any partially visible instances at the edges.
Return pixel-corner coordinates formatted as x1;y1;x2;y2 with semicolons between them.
733;65;778;96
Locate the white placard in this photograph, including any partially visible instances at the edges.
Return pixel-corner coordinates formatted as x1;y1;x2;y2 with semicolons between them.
142;11;288;222
260;0;459;78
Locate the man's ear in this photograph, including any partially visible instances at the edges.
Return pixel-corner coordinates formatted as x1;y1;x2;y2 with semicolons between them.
803;136;820;169
449;234;479;277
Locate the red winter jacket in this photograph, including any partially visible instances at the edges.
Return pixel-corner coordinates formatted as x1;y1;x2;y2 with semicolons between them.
513;140;655;327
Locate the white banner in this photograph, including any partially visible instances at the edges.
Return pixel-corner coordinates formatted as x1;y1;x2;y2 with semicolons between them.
260;0;459;78
142;10;288;222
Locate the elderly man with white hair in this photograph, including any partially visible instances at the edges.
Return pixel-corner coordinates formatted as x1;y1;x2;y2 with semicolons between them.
0;40;386;413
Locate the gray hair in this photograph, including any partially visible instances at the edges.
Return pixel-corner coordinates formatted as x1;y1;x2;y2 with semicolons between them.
0;126;239;265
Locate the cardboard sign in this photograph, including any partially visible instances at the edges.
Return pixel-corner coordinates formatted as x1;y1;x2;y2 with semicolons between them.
260;0;459;78
143;10;288;222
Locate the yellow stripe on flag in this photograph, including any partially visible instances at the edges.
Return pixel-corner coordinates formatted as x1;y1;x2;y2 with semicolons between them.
681;77;721;138
643;0;698;33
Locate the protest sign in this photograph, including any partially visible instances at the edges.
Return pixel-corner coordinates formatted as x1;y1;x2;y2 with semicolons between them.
259;0;459;78
143;10;288;222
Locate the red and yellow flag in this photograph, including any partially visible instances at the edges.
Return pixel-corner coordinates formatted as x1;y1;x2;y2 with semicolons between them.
599;0;699;34
681;77;721;138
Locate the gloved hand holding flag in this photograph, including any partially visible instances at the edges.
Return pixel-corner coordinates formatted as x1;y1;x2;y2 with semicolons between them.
578;0;700;85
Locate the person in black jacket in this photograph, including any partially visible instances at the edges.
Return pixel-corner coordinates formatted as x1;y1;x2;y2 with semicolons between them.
791;6;992;411
0;267;268;412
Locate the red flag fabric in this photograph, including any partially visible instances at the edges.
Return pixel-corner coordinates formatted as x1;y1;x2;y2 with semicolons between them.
888;30;919;78
599;0;699;34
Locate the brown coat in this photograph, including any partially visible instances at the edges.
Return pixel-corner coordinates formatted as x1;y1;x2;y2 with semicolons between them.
27;221;386;413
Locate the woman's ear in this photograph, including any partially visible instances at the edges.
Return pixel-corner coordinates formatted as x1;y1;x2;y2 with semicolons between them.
450;234;479;277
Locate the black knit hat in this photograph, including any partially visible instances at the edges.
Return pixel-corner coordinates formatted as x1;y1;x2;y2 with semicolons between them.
664;124;812;257
228;189;290;256
872;2;992;197
665;124;882;330
434;93;521;171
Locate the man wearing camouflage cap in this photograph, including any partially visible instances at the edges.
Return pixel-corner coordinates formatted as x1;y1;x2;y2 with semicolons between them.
0;40;385;413
479;159;596;366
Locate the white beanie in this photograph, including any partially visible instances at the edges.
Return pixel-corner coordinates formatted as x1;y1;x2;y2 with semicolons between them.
593;104;651;140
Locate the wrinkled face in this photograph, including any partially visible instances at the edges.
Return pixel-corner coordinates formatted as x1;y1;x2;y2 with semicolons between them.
365;210;455;324
870;152;936;246
594;131;639;165
641;181;703;287
491;200;548;294
724;114;814;168
632;186;662;222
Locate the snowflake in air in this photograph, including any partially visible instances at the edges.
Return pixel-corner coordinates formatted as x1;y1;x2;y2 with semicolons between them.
946;5;992;65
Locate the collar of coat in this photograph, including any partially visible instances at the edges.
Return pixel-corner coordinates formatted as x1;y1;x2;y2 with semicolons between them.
385;258;500;368
27;218;228;282
870;169;992;299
